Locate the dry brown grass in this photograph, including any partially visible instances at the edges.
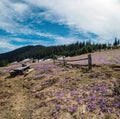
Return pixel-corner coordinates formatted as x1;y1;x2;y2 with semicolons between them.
0;49;120;119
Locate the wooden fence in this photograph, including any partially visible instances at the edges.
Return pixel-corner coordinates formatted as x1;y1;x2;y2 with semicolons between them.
53;54;92;70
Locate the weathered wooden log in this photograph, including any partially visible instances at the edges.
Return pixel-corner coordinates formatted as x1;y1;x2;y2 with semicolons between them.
9;64;30;76
88;54;92;70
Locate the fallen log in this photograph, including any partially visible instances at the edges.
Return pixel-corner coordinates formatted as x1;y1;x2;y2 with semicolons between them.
9;64;31;76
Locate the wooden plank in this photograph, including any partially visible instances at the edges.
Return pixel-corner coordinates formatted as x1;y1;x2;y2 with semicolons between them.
9;64;31;76
25;68;34;75
63;56;66;66
57;58;88;62
56;60;63;62
14;65;30;71
55;54;92;70
67;63;88;67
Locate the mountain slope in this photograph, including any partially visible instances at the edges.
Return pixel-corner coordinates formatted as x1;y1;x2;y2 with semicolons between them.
0;42;116;64
0;45;46;62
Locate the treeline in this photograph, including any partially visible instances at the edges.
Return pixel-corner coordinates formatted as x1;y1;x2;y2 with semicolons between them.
0;60;8;67
0;38;120;67
113;37;120;46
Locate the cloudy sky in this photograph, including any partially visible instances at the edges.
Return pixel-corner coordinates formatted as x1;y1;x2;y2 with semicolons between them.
0;0;120;53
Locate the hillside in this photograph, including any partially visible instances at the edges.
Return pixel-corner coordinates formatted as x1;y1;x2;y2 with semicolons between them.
0;41;112;65
0;49;120;119
0;45;45;63
66;48;120;65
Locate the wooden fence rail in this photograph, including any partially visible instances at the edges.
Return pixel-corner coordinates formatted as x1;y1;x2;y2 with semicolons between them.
53;54;92;70
57;58;88;62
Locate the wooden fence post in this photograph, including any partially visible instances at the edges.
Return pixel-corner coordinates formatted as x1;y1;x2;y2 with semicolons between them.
53;59;55;65
53;54;56;65
63;56;66;66
88;54;92;70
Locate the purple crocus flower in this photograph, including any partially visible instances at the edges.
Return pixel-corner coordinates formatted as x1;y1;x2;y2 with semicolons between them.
88;102;95;111
101;87;107;94
68;106;77;113
70;90;76;96
56;105;61;111
116;102;120;108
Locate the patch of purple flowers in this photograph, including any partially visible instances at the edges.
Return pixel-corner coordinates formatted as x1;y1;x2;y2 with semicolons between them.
68;105;77;114
56;105;61;111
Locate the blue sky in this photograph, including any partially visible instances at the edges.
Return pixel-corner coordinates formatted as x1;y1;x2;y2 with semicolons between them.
0;0;120;53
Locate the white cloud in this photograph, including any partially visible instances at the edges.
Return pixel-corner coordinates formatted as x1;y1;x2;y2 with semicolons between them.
11;2;29;14
13;32;82;46
35;32;83;45
0;0;29;33
0;41;16;49
26;0;120;41
0;33;81;53
2;0;119;40
0;40;18;53
0;0;120;53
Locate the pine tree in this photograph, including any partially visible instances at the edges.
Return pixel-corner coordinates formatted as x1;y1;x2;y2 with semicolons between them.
113;37;118;46
81;47;88;54
0;60;8;67
87;46;93;53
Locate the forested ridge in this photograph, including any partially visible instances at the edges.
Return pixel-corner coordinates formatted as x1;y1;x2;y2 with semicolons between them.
0;38;119;67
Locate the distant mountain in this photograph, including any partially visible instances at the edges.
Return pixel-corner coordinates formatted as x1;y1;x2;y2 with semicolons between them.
0;40;118;66
0;45;46;63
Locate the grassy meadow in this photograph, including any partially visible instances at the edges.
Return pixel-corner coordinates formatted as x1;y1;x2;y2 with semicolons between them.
0;49;120;119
